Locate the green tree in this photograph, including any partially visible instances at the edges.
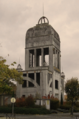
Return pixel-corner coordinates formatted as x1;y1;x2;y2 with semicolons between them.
65;77;79;115
0;56;23;95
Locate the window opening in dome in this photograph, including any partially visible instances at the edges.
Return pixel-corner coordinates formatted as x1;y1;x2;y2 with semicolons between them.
43;48;49;66
36;49;42;67
29;50;34;67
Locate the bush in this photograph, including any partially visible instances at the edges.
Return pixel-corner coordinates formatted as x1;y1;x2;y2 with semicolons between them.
59;105;70;110
0;107;51;114
63;101;71;106
73;107;79;112
50;98;59;110
15;95;35;107
0;107;12;113
15;97;26;107
26;95;35;107
75;102;79;107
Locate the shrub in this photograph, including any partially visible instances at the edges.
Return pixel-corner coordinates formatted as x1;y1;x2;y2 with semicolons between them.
59;105;70;110
0;107;51;114
26;95;35;107
0;107;12;113
15;95;35;107
50;98;59;110
63;101;71;106
73;107;79;112
15;97;26;107
75;102;79;107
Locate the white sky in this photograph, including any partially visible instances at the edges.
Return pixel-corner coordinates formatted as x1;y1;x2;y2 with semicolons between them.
0;0;79;81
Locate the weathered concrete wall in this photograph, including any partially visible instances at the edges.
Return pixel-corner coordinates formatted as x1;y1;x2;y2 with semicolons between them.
16;82;22;98
53;71;61;100
16;16;65;101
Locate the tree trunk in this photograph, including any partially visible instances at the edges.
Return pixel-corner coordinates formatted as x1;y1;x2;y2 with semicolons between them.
71;101;74;115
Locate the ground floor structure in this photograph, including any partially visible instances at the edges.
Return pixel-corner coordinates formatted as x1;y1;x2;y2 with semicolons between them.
16;67;65;101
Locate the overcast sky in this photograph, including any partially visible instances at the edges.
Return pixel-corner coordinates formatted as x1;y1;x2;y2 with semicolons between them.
0;0;79;81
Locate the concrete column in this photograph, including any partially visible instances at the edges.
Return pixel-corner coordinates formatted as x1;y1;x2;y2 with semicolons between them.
27;73;28;87
34;72;36;86
55;49;57;68
34;49;36;67
25;49;29;70
54;48;56;67
57;51;58;68
49;46;53;72
58;51;60;69
40;72;43;98
41;48;44;66
51;46;54;96
52;72;55;97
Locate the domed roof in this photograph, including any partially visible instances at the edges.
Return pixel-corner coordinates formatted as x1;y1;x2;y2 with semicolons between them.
16;64;23;71
61;72;65;78
26;16;60;41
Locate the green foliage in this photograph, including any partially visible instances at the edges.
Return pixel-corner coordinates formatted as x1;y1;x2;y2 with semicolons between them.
59;105;70;110
73;107;79;112
50;99;59;110
65;77;79;101
0;56;23;95
63;101;71;106
59;101;79;112
65;77;79;115
0;107;51;114
0;107;12;113
75;102;79;107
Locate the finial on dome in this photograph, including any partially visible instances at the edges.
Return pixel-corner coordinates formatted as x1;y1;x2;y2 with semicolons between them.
38;16;49;24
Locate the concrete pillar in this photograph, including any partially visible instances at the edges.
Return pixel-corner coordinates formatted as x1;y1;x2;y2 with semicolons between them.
57;51;58;68
40;72;43;98
51;46;54;96
41;48;44;66
52;72;55;97
27;73;28;87
34;72;36;86
49;46;53;72
34;49;36;67
59;52;61;101
54;48;56;67
56;49;57;68
25;49;29;70
58;52;60;69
